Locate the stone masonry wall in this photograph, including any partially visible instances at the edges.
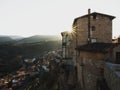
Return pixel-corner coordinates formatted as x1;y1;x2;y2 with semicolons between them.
90;15;112;43
74;14;113;45
77;51;105;90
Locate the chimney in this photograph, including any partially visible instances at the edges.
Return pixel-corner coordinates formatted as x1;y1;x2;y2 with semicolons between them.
88;9;91;14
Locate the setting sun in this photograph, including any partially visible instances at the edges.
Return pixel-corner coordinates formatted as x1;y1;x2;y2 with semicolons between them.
67;29;72;33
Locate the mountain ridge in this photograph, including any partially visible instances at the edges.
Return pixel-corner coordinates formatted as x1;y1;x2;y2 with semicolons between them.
0;35;61;43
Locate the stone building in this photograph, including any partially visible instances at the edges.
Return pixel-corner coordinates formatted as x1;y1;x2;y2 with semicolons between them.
60;31;77;90
76;43;120;90
72;9;115;45
61;31;73;59
71;9;116;67
72;9;120;90
61;9;120;90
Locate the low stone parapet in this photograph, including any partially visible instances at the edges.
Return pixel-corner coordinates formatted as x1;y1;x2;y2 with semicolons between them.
104;62;120;90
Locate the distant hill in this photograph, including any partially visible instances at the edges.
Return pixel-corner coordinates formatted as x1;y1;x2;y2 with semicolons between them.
0;35;25;43
0;36;13;43
9;35;24;40
0;35;62;74
17;35;61;43
0;35;61;44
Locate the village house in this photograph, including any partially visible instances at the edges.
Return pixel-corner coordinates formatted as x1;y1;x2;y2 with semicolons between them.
61;9;120;90
61;31;74;65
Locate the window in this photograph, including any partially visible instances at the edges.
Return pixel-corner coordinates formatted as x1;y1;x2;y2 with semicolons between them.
93;13;96;19
91;26;95;31
62;42;66;46
90;26;95;37
116;52;120;64
91;38;97;43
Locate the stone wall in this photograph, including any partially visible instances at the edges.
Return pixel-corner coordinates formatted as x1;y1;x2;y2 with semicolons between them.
90;15;112;43
77;51;104;90
104;62;120;90
73;14;113;45
58;64;77;90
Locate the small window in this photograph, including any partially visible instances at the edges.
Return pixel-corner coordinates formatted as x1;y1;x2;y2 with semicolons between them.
93;13;96;19
62;42;66;46
91;26;95;31
116;52;120;64
91;38;97;43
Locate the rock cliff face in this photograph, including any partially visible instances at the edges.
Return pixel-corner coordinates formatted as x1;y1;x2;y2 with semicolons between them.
40;60;79;90
57;63;78;90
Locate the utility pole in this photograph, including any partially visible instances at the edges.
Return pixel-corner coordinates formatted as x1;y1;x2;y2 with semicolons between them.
74;26;78;66
88;9;91;44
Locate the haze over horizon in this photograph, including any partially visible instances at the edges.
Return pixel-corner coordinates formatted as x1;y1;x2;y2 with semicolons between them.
0;0;120;37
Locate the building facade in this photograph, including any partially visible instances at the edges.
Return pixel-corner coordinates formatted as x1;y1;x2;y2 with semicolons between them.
72;10;115;46
71;9;116;67
61;9;120;90
76;43;120;90
61;31;73;59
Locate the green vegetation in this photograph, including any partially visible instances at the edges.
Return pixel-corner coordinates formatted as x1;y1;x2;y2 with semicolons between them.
0;40;61;76
18;40;61;58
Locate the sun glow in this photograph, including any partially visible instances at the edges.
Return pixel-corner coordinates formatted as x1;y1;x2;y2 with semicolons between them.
67;29;72;33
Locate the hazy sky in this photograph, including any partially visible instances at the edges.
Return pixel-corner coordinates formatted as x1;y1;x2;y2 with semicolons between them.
0;0;120;37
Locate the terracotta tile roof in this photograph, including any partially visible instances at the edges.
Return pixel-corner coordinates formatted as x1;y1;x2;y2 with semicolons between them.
76;43;119;53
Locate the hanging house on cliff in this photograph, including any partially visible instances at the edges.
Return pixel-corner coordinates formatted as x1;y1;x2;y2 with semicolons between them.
61;9;120;90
